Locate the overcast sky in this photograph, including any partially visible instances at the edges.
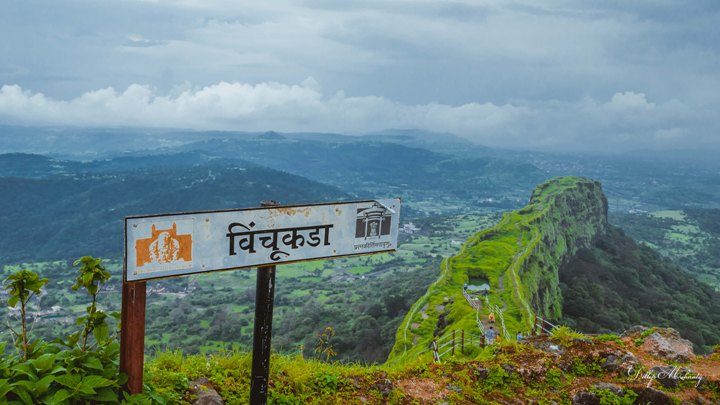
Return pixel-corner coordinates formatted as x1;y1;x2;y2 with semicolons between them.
1;0;718;152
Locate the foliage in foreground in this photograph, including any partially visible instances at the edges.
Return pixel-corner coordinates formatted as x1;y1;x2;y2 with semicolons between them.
144;335;720;404
1;258;164;404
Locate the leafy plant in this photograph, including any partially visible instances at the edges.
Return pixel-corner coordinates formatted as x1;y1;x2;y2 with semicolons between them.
1;257;167;404
550;326;586;347
70;256;114;351
595;334;623;345
4;269;48;360
569;358;603;377
314;326;337;362
590;387;638;405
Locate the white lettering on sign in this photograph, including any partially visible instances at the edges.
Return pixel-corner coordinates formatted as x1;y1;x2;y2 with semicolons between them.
125;199;400;281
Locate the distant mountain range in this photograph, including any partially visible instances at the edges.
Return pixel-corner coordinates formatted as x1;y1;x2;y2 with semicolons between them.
0;153;347;263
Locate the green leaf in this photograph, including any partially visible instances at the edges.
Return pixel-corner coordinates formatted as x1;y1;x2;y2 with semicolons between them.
7;296;18;308
93;324;109;344
116;372;128;386
0;379;11;398
0;387;11;399
35;375;55;395
93;387;119;402
48;365;67;375
30;353;55;373
10;380;37;393
81;374;114;388
55;373;81;389
76;381;96;395
44;389;71;405
10;363;35;378
83;356;103;371
14;387;32;405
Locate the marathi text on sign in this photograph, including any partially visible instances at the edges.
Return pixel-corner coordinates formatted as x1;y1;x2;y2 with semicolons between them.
124;199;401;281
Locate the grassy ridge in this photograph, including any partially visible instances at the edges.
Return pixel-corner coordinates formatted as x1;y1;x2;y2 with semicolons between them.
388;177;608;363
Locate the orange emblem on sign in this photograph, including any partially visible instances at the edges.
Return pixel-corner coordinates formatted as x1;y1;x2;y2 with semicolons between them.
135;223;192;267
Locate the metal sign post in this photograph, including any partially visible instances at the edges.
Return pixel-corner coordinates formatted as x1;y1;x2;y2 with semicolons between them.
249;264;276;403
250;201;278;404
119;198;401;399
119;280;146;394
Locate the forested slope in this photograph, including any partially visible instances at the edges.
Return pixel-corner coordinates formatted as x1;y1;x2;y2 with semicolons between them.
560;226;720;352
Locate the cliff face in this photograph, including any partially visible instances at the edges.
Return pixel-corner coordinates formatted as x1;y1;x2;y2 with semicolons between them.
519;177;608;319
389;176;608;362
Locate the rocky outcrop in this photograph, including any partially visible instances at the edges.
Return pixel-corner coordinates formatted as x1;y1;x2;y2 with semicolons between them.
624;326;695;362
190;378;224;405
641;330;695;362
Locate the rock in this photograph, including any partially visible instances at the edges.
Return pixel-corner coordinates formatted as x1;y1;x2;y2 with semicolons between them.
682;398;711;405
640;328;695;362
370;378;393;397
446;384;462;393
501;363;516;375
619;352;639;370
621;325;648;337
695;376;708;392
591;382;623;396
635;387;674;405
189;378;224;405
531;339;565;356
602;354;619;371
650;366;679;389
571;391;599;405
475;367;489;379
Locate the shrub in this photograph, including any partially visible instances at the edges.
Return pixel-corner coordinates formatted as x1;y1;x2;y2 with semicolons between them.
595;334;623;345
550;326;586;346
1;258;166;404
590;387;638;405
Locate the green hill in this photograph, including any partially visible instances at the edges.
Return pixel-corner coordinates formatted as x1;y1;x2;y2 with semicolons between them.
389;176;720;363
389;176;608;362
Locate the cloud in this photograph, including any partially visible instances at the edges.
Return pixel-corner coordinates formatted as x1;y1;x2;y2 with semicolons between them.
1;0;718;152
0;79;712;153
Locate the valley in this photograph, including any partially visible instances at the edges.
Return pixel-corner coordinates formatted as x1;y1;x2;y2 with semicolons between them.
1;129;720;403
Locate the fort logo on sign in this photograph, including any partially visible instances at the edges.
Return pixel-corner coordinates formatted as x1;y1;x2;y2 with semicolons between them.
124;199;401;281
134;221;193;272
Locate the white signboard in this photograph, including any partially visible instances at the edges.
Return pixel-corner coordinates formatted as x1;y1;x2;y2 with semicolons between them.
124;199;401;281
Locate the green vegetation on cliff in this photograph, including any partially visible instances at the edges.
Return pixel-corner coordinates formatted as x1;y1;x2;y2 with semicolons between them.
560;226;720;352
389;177;608;363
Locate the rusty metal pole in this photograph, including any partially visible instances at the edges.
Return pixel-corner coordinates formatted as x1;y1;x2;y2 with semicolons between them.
461;330;465;354
451;330;455;356
250;200;279;405
532;313;537;336
119;281;147;394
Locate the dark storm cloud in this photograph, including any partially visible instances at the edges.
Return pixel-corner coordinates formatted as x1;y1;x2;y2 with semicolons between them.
0;0;718;152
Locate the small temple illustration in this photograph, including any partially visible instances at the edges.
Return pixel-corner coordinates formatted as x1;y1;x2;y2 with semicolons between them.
355;203;392;239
